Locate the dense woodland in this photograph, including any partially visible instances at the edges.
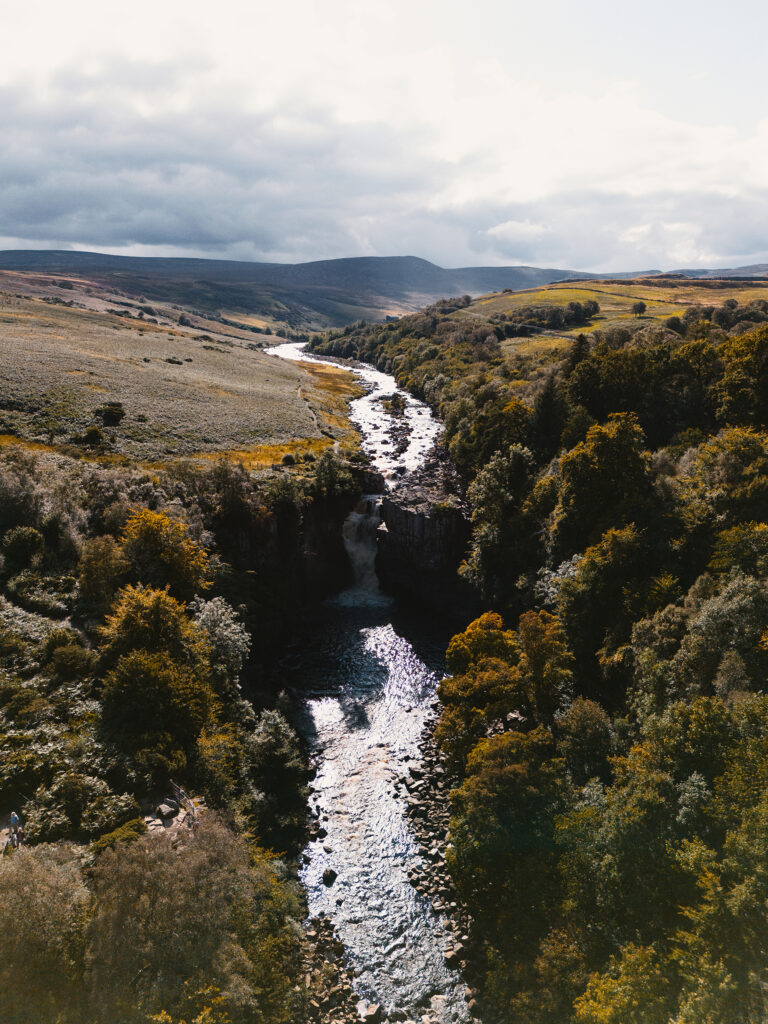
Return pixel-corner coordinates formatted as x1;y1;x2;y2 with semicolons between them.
6;286;768;1023
0;449;358;1023
314;298;768;1022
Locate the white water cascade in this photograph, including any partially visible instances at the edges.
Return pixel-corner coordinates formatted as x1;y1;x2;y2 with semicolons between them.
338;496;389;605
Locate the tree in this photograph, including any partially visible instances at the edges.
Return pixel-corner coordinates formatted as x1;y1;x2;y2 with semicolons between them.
0;844;90;1024
100;585;209;667
78;535;128;616
88;818;302;1024
242;710;308;851
190;596;251;697
445;611;519;675
716;325;768;427
529;376;568;460
121;509;211;601
573;945;675;1024
632;301;647;318
555;697;612;785
460;445;537;608
102;651;214;787
549;414;655;560
448;728;566;953
557;524;647;691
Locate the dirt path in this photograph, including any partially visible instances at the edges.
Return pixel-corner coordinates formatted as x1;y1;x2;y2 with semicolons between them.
298;384;322;435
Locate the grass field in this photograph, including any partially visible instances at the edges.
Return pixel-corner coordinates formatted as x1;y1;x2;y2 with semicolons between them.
463;278;768;330
0;285;362;465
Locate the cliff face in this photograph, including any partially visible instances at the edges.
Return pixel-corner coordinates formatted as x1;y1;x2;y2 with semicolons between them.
376;497;473;615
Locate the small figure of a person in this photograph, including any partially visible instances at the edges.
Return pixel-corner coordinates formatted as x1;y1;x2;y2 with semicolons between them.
15;827;24;847
9;811;19;836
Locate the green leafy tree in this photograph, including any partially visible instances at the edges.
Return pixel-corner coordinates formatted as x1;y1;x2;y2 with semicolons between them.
448;727;566;962
549;414;655;560
460;445;538;607
102;651;214;787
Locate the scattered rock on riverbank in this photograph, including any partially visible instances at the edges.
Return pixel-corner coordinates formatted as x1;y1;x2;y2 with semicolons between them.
400;703;487;1024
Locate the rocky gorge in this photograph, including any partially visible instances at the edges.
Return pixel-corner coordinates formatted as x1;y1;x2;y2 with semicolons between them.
271;343;480;1023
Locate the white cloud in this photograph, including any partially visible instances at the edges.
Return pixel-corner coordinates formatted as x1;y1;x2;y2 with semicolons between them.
1;0;767;268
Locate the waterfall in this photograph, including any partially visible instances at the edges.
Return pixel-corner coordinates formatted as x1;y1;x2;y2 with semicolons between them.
340;495;385;600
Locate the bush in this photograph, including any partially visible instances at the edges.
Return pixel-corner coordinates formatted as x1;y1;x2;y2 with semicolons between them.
95;401;126;426
92;816;148;854
82;425;105;446
24;772;132;842
2;525;44;573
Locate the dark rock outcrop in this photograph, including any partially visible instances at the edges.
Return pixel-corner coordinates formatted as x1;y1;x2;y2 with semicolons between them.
376;498;472;616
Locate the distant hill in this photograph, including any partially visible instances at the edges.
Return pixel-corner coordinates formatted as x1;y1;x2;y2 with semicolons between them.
0;251;593;329
0;251;764;330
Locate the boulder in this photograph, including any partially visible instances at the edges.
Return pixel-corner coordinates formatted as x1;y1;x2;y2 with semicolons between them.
156;803;178;819
323;868;338;886
444;945;464;967
361;1005;382;1023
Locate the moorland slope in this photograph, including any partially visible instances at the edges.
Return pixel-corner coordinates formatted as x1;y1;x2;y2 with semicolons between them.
0;250;592;330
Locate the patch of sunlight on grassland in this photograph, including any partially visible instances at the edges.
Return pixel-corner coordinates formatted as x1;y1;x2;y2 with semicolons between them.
504;337;571;358
0;434;57;453
455;279;768;333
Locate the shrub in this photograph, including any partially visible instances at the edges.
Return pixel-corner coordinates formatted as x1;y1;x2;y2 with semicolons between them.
2;525;44;573
25;772;128;842
92;816;148;854
81;793;141;837
95;401;126;426
49;642;98;682
82;426;105;446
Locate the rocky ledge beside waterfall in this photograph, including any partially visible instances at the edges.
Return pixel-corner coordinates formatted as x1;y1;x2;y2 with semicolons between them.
373;448;475;615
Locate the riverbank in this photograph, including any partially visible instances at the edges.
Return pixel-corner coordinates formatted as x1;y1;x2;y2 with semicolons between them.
401;709;485;1024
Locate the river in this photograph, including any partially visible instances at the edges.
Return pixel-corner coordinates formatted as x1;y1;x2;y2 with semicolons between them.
271;343;470;1023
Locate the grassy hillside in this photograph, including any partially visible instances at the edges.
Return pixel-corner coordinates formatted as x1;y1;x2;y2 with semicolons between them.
0;250;592;331
0;280;361;465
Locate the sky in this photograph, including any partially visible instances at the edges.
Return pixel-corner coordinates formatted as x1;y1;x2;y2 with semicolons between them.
2;0;768;271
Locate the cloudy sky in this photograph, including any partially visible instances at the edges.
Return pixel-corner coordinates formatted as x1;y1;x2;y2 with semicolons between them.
3;0;768;270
